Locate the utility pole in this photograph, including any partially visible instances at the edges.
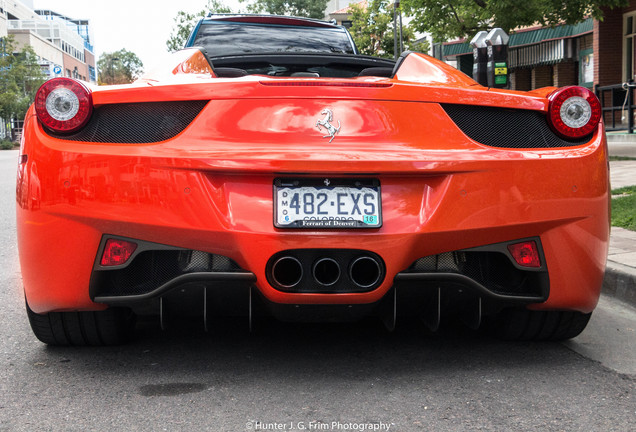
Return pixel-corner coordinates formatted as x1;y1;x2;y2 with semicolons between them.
393;1;403;59
393;1;398;60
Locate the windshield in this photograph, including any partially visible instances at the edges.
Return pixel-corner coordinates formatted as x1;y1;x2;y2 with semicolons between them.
190;22;356;56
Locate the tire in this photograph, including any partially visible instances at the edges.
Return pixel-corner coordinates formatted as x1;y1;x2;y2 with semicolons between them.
26;301;136;346
488;308;592;341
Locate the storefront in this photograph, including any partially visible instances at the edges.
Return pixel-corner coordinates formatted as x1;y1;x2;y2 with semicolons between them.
440;19;594;91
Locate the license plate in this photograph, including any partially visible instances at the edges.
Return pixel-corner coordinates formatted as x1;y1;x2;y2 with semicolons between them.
274;178;382;229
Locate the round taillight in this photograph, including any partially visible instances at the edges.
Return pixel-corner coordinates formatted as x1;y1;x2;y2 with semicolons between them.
34;78;93;133
547;86;601;139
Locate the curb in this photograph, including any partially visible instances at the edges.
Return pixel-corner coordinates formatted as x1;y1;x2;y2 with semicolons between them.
605;133;636;143
603;261;636;308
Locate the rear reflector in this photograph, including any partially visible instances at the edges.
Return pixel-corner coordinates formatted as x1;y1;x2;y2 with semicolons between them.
507;241;541;268
100;239;137;266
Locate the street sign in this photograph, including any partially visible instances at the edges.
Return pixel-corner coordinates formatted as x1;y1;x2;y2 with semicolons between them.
53;66;62;75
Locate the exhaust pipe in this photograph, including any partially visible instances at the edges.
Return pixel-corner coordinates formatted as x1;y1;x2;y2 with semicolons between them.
271;256;303;288
313;258;341;286
349;256;382;288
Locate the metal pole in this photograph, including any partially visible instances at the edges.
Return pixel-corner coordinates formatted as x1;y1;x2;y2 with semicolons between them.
398;6;403;55
629;86;634;134
393;2;398;60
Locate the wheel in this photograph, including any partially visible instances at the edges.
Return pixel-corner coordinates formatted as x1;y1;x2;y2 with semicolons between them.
488;308;592;341
26;301;136;346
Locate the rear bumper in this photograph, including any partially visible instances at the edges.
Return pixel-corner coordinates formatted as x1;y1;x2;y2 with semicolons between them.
17;107;610;315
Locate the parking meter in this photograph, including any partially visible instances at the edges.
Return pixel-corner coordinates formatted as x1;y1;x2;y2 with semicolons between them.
485;28;510;88
470;31;489;86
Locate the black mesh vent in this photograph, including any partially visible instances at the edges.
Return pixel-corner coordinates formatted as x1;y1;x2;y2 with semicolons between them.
442;104;591;148
47;100;208;143
408;251;542;297
94;250;242;297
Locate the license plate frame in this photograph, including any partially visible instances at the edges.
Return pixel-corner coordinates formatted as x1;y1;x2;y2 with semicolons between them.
273;178;382;229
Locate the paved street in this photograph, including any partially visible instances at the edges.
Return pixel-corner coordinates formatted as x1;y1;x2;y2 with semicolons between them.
0;149;634;432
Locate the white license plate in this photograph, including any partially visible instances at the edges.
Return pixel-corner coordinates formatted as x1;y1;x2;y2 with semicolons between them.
274;179;382;229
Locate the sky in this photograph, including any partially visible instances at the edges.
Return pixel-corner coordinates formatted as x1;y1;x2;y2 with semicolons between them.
32;0;244;70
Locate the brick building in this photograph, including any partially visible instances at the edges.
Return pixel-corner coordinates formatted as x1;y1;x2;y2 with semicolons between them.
596;1;636;86
436;3;636;132
440;19;595;91
440;2;636;92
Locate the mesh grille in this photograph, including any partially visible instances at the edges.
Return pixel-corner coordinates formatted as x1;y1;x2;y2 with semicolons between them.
47;101;208;143
442;104;590;149
409;251;542;297
95;249;242;297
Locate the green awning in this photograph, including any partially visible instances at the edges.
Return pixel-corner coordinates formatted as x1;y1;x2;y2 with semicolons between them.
510;18;593;46
443;18;594;58
442;42;472;57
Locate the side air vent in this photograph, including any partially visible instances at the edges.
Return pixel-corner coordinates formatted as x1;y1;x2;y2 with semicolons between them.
45;100;208;143
442;103;591;149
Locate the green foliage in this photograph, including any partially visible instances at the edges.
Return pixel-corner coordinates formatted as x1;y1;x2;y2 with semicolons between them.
349;0;428;58
402;0;629;41
609;155;636;161
166;0;234;52
166;0;331;52
97;49;144;85
0;140;15;150
611;186;636;231
245;0;329;19
0;36;46;139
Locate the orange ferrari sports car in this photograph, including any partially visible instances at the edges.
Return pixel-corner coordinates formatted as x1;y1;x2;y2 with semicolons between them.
17;15;609;345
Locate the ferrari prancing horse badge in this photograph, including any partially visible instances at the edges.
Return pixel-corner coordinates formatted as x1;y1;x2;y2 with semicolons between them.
315;108;341;143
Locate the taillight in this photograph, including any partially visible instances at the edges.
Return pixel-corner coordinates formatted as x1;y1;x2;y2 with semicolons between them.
507;241;541;268
547;86;601;139
34;78;93;133
100;239;137;267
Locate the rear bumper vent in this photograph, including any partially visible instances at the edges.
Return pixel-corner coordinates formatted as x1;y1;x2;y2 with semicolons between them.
90;236;254;303
396;238;549;302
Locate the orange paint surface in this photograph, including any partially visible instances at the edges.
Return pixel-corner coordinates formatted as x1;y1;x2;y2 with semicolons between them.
17;52;609;314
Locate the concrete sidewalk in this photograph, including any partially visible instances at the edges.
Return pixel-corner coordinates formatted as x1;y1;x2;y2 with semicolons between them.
607;131;636;158
605;137;636;308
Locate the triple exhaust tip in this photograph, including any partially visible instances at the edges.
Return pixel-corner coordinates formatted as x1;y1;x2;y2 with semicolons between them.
271;255;382;289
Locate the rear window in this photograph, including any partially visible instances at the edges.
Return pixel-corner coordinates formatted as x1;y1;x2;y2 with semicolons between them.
190;22;355;56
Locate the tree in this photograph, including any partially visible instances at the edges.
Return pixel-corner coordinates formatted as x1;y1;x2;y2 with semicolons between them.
0;36;46;141
349;0;428;58
402;0;629;41
245;0;329;19
97;49;144;85
166;0;233;52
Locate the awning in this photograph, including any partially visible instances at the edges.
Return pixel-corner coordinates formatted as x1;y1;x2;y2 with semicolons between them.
443;18;593;59
511;18;593;46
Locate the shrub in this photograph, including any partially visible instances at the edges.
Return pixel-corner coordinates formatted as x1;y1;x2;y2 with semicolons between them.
0;140;15;150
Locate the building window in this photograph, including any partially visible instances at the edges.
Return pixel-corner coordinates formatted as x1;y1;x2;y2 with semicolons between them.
579;48;593;88
624;12;636;82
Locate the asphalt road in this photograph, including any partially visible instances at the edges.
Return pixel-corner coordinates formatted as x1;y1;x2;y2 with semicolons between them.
1;149;634;432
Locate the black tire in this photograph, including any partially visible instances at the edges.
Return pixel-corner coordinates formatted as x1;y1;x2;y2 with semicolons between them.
488;308;592;341
26;301;136;346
